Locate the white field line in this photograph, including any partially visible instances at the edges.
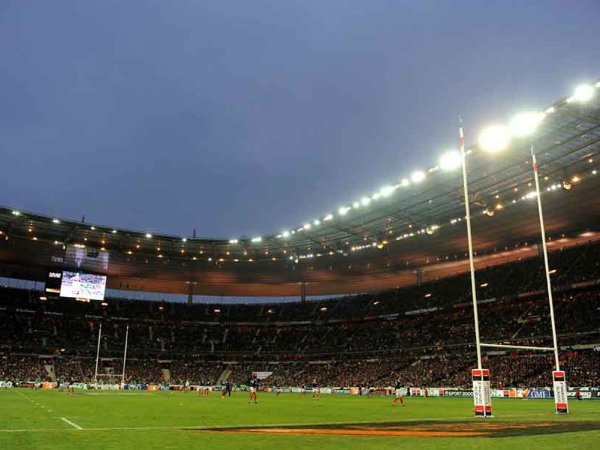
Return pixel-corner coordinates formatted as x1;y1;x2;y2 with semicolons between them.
60;418;83;430
0;419;378;433
0;413;561;434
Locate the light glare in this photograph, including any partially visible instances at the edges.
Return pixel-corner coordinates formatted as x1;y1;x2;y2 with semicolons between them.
572;84;595;103
479;125;511;153
379;185;396;197
411;170;426;183
438;150;462;171
509;111;544;137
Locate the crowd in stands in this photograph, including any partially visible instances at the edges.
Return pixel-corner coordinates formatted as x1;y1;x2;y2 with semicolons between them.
1;242;599;388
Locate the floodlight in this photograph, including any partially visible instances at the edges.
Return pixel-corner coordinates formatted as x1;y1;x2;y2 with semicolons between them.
379;185;396;197
145;233;152;239
509;111;544;137
410;170;426;183
572;84;595;103
400;178;410;187
251;237;262;243
303;223;311;230
524;191;537;200
438;150;462;171
361;196;371;206
478;125;511;153
338;206;350;215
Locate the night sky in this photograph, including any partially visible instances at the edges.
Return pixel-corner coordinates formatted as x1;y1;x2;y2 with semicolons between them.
2;0;600;240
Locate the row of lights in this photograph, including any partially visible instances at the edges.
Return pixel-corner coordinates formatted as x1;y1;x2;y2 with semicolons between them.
477;83;598;153
26;165;592;264
235;82;598;245
291;166;594;261
19;163;592;264
8;83;597;251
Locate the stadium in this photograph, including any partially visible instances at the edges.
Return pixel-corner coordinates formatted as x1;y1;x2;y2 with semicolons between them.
2;3;600;450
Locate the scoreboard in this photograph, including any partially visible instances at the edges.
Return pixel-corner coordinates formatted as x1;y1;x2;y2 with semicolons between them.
45;270;107;301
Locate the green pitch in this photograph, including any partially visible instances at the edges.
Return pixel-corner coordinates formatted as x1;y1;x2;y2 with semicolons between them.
1;389;599;449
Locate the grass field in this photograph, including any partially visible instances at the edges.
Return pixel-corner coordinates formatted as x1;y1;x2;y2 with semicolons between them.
1;389;599;449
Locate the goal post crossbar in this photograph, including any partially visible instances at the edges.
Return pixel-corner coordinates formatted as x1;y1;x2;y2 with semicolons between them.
480;343;555;351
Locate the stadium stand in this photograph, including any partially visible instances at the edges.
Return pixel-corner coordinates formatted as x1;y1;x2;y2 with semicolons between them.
1;241;599;389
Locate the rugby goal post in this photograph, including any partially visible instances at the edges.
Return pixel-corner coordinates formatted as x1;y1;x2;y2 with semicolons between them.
93;323;131;389
460;128;567;417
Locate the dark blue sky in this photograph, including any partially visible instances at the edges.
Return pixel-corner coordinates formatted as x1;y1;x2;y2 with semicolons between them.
2;0;599;239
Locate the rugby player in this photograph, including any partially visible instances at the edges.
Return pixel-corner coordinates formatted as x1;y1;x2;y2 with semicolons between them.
248;375;259;403
392;380;406;406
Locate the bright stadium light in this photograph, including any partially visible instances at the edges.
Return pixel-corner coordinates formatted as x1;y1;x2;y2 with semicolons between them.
251;237;262;243
282;230;290;238
509;111;545;137
145;233;152;239
303;223;312;230
313;219;320;226
338;206;350;215
411;170;426;183
572;84;595;103
52;218;60;224
228;239;239;244
323;214;334;221
478;125;511;153
361;196;371;206
400;178;410;187
379;185;396;197
438;150;462;171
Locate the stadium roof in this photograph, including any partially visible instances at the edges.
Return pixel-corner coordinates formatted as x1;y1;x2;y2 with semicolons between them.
2;81;600;297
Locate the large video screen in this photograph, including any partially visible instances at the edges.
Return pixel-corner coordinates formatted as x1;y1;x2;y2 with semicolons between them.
59;271;107;301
